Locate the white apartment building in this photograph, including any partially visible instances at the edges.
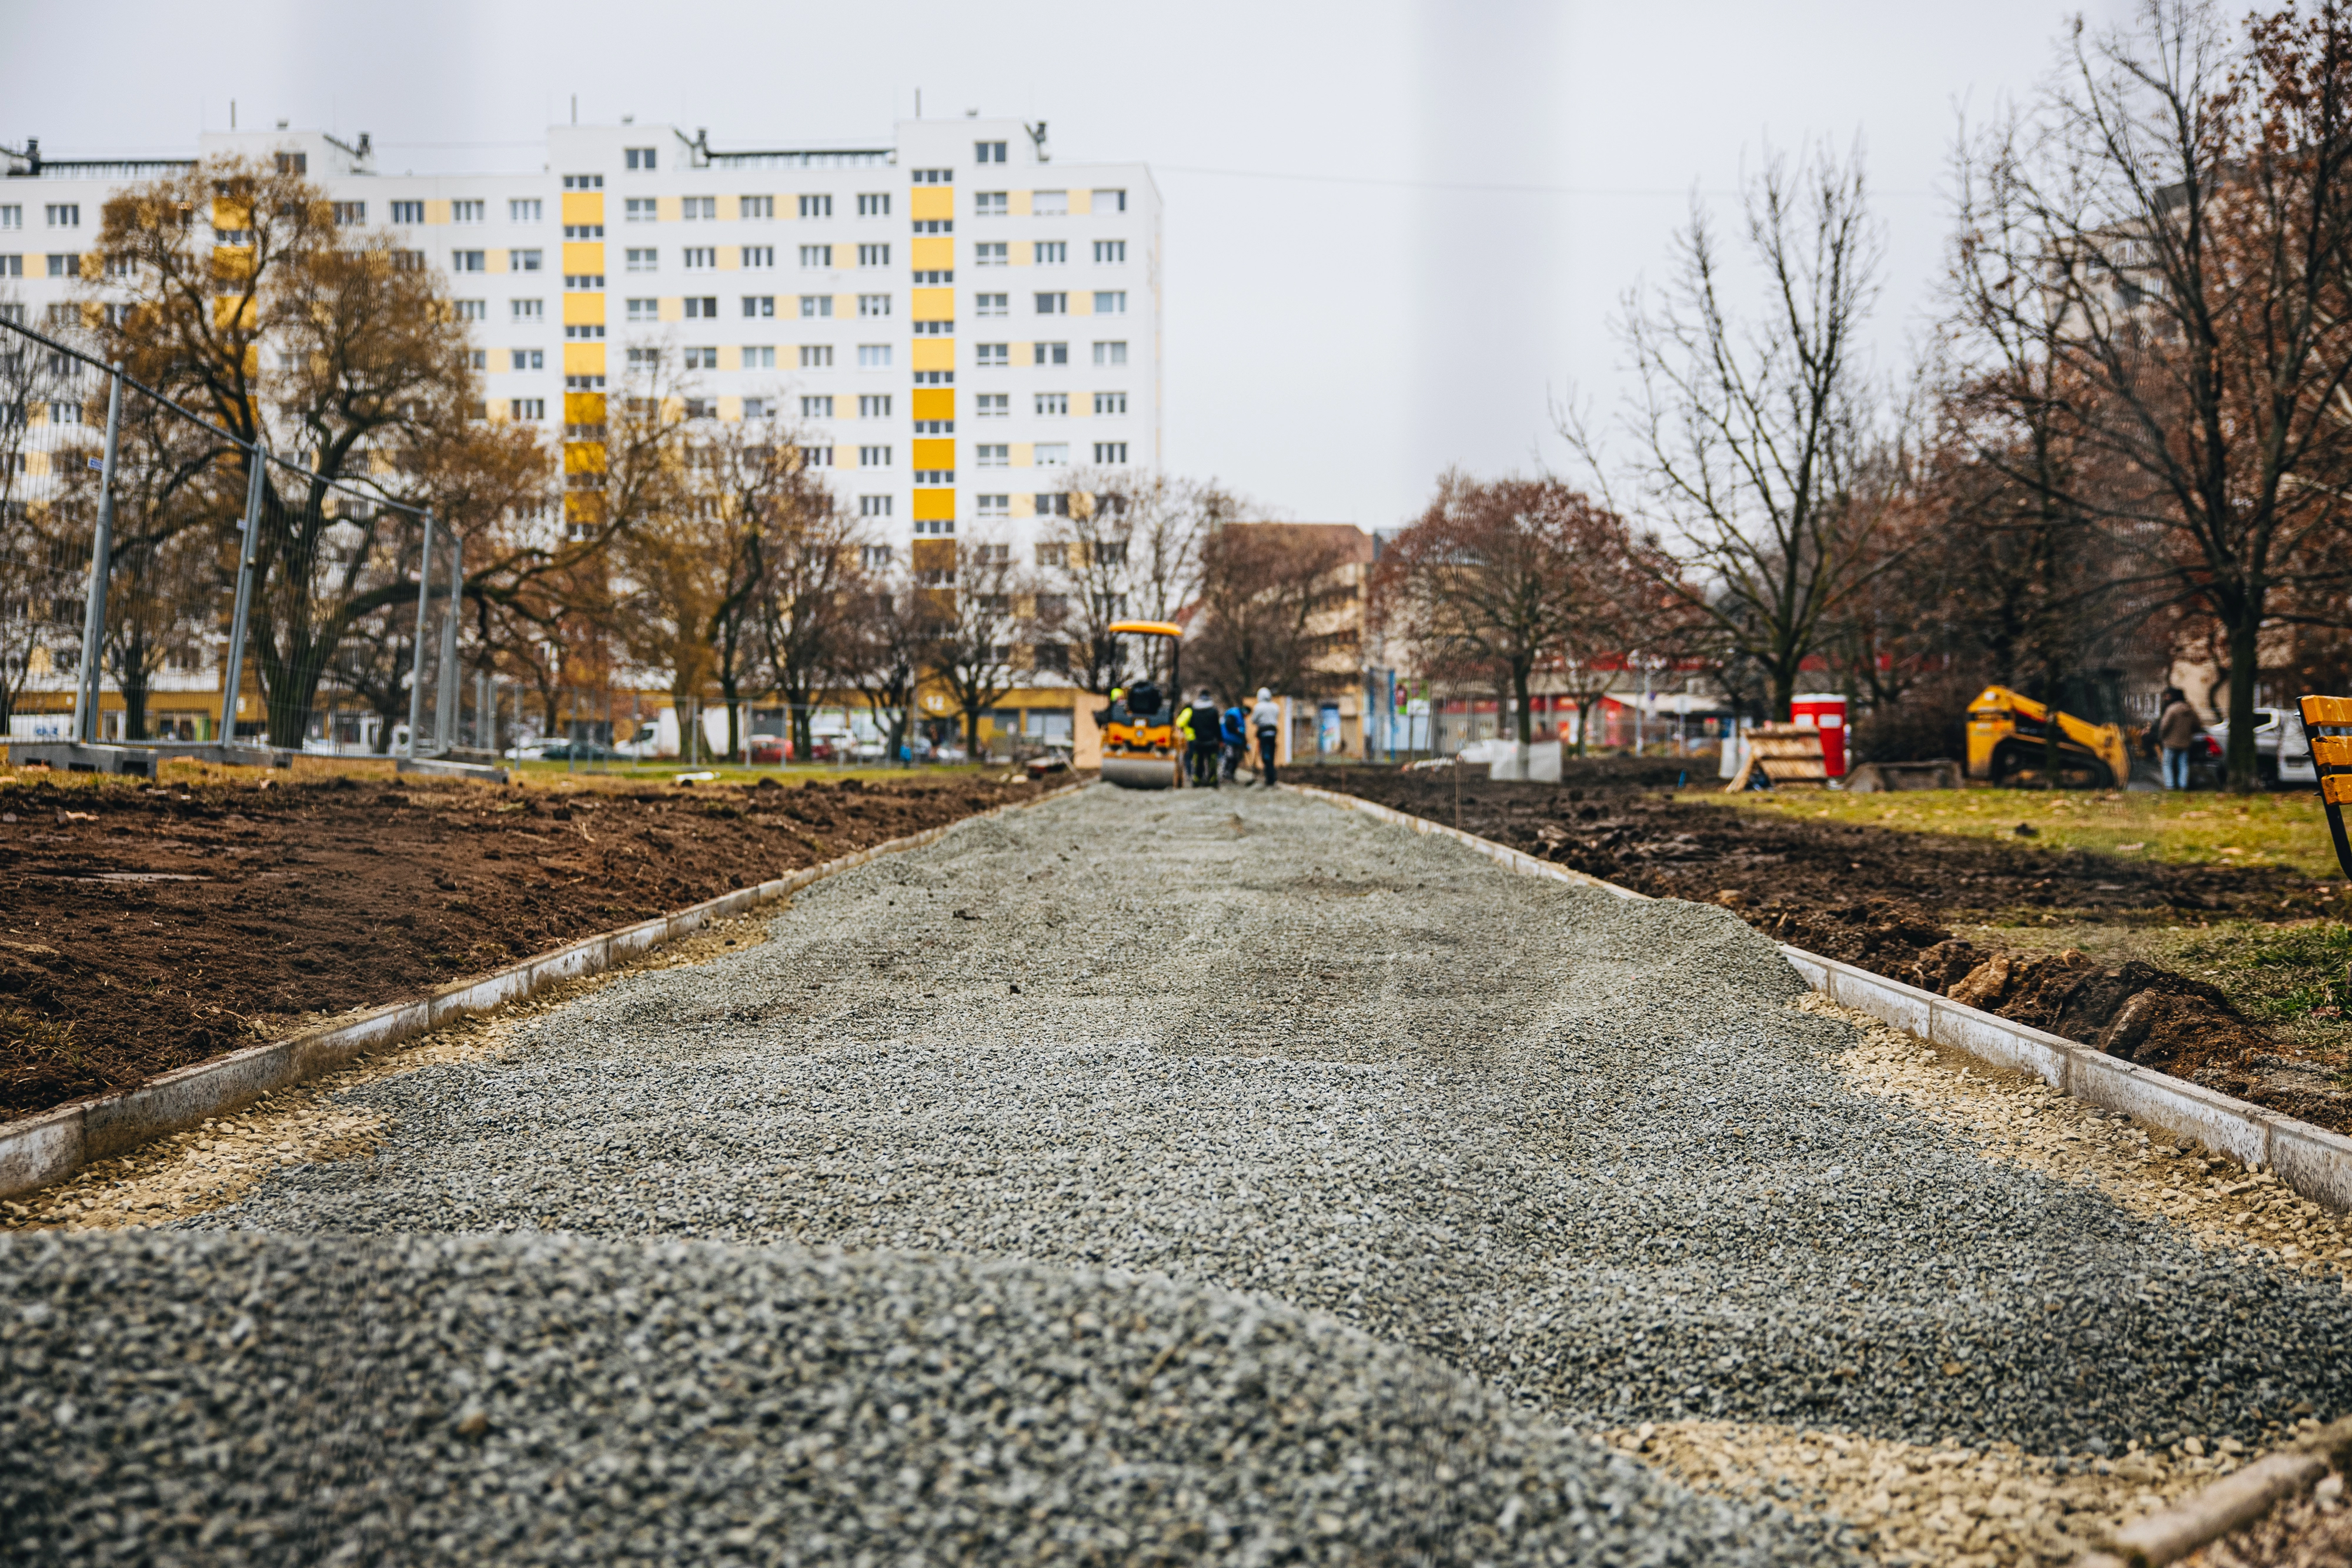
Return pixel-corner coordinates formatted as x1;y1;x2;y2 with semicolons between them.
1;118;1163;583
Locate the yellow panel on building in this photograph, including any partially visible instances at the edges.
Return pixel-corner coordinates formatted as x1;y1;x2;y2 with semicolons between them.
563;443;606;476
658;196;681;221
1010;190;1031;217
910;538;957;572
563;292;607;325
425;200;451;225
911;337;955;370
1011;443;1033;467
910;236;954;269
1071;190;1092;216
1071;293;1092;316
565;392;607;423
486;250;506;273
561;192;604;225
913;438;956;469
1010;244;1031;268
659;297;683;322
912;487;956;521
910;188;954;220
1011;493;1034;518
911;288;954;320
562;242;604;273
911;388;955;421
563;343;607;376
719;396;743;421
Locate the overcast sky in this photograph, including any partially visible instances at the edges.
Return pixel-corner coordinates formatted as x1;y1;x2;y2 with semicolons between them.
4;0;2134;529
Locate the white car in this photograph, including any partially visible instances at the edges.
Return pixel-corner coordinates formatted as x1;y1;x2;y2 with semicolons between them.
2206;706;2316;787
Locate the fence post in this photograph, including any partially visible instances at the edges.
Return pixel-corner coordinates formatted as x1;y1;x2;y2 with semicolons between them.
216;443;268;750
71;363;125;745
406;510;435;759
433;530;461;754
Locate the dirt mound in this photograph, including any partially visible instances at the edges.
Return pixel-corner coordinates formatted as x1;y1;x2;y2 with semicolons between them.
0;771;1050;1121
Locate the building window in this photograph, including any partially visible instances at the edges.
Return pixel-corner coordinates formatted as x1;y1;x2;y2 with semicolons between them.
626;147;657;170
912;370;954;386
976;393;1009;418
444;249;482;272
976;343;1009;366
1092;340;1126;365
743;295;775;317
911;169;953;185
684;296;719;318
453;200;485;224
683;196;716;221
563;223;604;239
390;201;425;225
975;141;1007;163
975;494;1010;519
975;243;1007;266
859;444;893;467
510;398;546;420
510;349;545;371
914;468;953;484
1035;443;1069;466
627;346;662;372
1035;393;1068;416
1;205;23;230
1094;239;1126;264
743;346;776;368
1034;342;1068;366
626;198;657;223
1035;492;1071;516
913;319;954;335
1094;442;1128;464
799;194;832;218
975;192;1007;217
743;395;774;417
212;227;252;247
1093;290;1125;315
0;255;20;278
862;544;895;570
859;494;893;517
977;446;1009;467
799;244;832;268
857;243;890;268
684;396;715;419
975;293;1008;317
455;299;487;321
857;345;891;368
626;248;657;272
913;419;953;434
800;444;834;466
911;269;951;285
510;249;543;271
1034;292;1066;315
333;201;367;226
627;297;657;322
684;346;719;369
564;323;605;339
563;173;604;190
1033;191;1068;217
858;294;891;317
564;273;604;289
1034;541;1064;566
741;195;775;219
46;204;80;228
683;247;716;269
392;249;425;270
911;219;952;235
1094;391;1126;415
1093;188;1127;213
511;299;544;320
1035;241;1067;265
858;393;893;416
741;245;774;268
857;193;890;216
799;345;833;367
801;395;834;418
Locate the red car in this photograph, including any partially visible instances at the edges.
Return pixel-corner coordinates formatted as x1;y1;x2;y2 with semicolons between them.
748;736;789;765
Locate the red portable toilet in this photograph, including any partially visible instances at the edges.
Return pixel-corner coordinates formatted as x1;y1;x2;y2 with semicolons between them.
1788;693;1848;778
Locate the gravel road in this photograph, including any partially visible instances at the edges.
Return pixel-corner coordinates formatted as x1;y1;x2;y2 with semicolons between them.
7;783;2349;1563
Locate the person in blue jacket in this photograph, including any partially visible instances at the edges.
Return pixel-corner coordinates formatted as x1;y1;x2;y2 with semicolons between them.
1220;698;1249;784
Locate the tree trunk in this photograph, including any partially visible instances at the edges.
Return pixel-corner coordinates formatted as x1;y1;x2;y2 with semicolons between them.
2226;613;2263;795
1512;660;1532;744
717;674;741;761
965;705;984;760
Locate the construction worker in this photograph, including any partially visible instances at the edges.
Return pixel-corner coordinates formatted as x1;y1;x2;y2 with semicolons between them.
1220;696;1248;784
1178;687;1222;788
1251;687;1282;787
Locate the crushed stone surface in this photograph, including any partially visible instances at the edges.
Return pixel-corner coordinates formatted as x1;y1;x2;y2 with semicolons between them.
6;784;2352;1564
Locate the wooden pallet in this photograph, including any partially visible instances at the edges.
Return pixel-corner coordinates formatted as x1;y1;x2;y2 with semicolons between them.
1725;724;1829;792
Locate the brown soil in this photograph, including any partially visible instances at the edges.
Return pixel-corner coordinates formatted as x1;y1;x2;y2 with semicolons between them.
1307;763;2352;1132
0;770;1053;1122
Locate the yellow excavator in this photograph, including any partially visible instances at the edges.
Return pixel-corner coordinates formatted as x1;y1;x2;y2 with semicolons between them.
1966;680;2133;789
1098;620;1187;790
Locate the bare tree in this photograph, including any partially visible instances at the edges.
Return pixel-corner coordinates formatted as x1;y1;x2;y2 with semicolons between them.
1570;142;1895;721
921;537;1033;758
1043;469;1231;694
842;570;928;765
0;306;80;731
751;440;866;763
1192;521;1363;708
1950;0;2352;789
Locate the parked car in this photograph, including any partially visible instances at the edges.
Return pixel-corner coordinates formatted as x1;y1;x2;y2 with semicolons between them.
2203;706;2316;787
505;739;622;763
747;735;789;765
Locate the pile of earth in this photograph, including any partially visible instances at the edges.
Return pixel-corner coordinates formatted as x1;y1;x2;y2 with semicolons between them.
0;770;1052;1121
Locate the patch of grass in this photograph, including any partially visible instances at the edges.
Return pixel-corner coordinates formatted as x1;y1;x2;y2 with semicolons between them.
1693;786;2344;880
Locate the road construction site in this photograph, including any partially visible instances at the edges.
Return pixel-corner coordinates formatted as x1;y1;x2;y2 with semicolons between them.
6;783;2352;1564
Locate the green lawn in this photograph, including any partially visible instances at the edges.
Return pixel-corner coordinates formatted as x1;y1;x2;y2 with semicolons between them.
1695;786;2344;881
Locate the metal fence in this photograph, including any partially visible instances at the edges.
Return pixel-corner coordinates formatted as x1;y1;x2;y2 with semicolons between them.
0;312;459;764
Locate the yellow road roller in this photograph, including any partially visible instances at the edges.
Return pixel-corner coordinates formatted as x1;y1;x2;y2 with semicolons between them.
1099;620;1186;790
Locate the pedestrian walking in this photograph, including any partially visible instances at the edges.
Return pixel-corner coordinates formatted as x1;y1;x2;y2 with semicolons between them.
1220;698;1248;784
2157;687;2203;791
1251;687;1282;787
1178;687;1222;788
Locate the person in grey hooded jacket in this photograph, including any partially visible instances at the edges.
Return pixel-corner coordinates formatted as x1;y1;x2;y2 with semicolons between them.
1250;688;1281;787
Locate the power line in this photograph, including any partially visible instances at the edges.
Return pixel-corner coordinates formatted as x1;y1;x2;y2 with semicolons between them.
1154;162;1939;199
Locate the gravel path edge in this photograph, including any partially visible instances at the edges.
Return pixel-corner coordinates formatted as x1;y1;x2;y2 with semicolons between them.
0;780;1087;1201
